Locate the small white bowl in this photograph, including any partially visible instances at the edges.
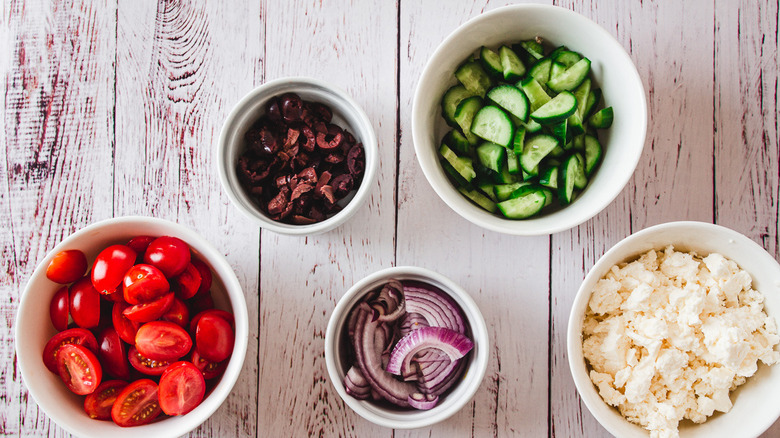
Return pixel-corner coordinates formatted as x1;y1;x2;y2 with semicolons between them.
567;221;780;437
15;216;249;438
324;266;489;429
217;77;378;235
412;4;647;235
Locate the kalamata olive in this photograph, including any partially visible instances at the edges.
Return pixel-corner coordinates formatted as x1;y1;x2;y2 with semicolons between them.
280;93;303;123
266;97;282;122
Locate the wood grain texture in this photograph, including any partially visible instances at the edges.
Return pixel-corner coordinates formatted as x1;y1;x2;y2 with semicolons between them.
256;0;398;436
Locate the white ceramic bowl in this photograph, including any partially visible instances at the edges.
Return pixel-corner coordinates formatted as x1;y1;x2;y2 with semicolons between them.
217;77;378;235
15;216;249;438
567;221;780;437
412;4;647;235
324;266;489;429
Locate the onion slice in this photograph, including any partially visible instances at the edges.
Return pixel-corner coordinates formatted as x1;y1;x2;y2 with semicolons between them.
385;326;473;376
407;392;439;410
404;283;466;334
344;366;371;400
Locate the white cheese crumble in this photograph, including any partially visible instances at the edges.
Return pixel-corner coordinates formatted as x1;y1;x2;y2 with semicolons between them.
582;246;780;438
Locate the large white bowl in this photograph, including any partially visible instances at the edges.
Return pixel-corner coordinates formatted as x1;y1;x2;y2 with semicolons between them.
324;266;489;429
567;221;780;437
412;4;647;235
15;216;249;438
217;77;378;235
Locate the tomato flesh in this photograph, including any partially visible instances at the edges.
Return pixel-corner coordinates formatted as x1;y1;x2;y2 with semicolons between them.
158;361;205;416
173;262;201;300
46;249;88;284
43;328;98;373
56;343;102;395
128;346;171;376
195;314;234;363
92;245;136;295
70;277;101;328
160;297;189;328
112;302;141;344
122;264;170;305
84;380;127;420
190;349;227;380
111;379;162;427
97;327;130;379
135;321;192;361
49;286;70;331
123;292;174;323
143;236;191;278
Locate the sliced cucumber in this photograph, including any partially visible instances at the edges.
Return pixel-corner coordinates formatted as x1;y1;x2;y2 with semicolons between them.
550;61;566;81
520;134;559;175
573;78;591;118
455;60;492;97
479;46;504;79
573;153;588;190
558;154;582;205
486;85;529;122
528;58;552;88
583;134;603;175
453;96;483;145
476;142;506;173
523;118;543;134
497;189;546;219
441;159;470;187
495;182;531;201
583;88;602;119
506;149;521;174
552;50;582;68
589;106;614;129
548;144;566;158
470;105;514;148
538;166;558;189
442;129;472;156
551;121;567;144
512;125;526;155
518;40;544;64
441;85;475;127
518;77;551;112
476;183;497;202
499;45;525;81
459;187;497;213
547;58;591;93
530;91;577;125
439;144;476;183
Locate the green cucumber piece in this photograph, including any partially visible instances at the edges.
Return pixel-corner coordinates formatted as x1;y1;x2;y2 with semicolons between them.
518;40;544;64
439;144;476;183
529;91;577;125
550;61;566;80
442;129;472;156
558;154;582;205
499;45;525;81
459;187;497;213
547;58;591;93
486;85;530;122
573;153;588;190
453;96;484;145
512;125;527;155
455;60;492;97
551;121;567;145
506;149;521;174
495;182;531;201
470;105;514;148
552;50;582;68
583;134;603;176
497;189;547;219
589;106;614;129
518;77;551;112
528;58;552;88
538;166;559;189
479;46;504;79
476;183;497;202
583;88;602;119
441;85;475;127
476;142;506;173
441;159;470;187
520;134;559;175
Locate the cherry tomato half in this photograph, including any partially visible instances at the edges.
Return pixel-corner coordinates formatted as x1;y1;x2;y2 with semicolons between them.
49;286;69;331
97;327;130;380
56;343;102;395
46;249;88;284
43;328;98;373
112;302;141;344
91;245;136;295
123;292;174;323
135;321;192;362
122;264;170;305
84;380;127;420
160;297;189;328
190;349;227;380
111;379;162;427
126;235;155;262
143;236;191;278
173;263;201;300
190;258;212;296
128;346;171;376
195;314;234;363
70;277;101;328
158;361;205;416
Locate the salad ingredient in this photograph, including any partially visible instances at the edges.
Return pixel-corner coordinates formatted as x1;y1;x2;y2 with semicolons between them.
122;264;170;305
158;361;206;416
49;286;69;331
46;249;88;284
111;379;162;427
195;314;234;362
91;245;136;295
135;321;192;362
84;380;128;420
43;328;98;373
69;277;101;328
56;343;102;395
143;236;191;278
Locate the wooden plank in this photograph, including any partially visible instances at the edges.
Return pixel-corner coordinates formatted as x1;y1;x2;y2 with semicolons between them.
1;0;117;435
256;0;398;436
397;1;550;436
713;1;780;435
113;1;263;436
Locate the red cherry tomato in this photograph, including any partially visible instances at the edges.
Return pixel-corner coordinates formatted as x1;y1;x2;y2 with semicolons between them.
135;321;192;361
158;361;205;416
126;235;155;261
122;264;170;305
128;346;171;376
143;236;191;278
173;263;201;300
160;297;189;328
188;291;214;315
46;249;88;284
69;277;101;328
190;258;212;296
49;286;70;331
84;380;127;420
189;309;235;335
56;343;102;395
195;314;234;362
102;290;125;302
97;327;130;379
122;292;174;323
112;302;141;344
43;328;98;373
190;349;227;380
111;379;162;427
91;245;136;295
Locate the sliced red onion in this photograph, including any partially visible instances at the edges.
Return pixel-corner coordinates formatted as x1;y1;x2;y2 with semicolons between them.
344;366;371;400
421;357;467;397
385;326;473;376
368;279;405;323
399;312;429;337
407;392;439;410
404;283;466;334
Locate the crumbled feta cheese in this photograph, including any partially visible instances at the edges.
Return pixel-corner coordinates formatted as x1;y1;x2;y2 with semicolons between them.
582;246;779;437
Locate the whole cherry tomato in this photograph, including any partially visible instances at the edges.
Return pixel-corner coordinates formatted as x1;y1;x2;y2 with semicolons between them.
190;258;212;296
46;249;88;284
97;326;130;379
49;286;69;331
173;263;201;300
70;277;101;328
91;245;136;295
195;314;234;362
143;236;191;278
126;235;155;262
122;264;169;304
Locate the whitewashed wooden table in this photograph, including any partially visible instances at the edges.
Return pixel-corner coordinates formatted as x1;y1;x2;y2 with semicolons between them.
2;0;779;436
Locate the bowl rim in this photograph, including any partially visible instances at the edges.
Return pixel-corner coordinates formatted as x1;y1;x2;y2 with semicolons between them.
15;215;249;437
216;76;379;236
411;3;647;236
324;266;490;429
566;221;780;437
